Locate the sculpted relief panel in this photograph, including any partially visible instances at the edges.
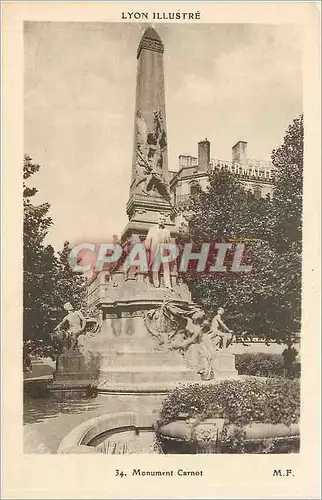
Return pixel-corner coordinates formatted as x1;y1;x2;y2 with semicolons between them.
145;294;235;380
134;110;171;201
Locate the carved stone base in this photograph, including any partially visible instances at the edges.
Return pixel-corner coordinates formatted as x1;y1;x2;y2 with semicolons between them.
123;193;175;240
55;351;88;379
50;350;98;397
83;281;200;394
84;277;238;400
211;352;238;378
85;336;199;394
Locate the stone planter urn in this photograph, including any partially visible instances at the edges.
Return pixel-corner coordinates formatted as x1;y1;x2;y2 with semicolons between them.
157;416;300;454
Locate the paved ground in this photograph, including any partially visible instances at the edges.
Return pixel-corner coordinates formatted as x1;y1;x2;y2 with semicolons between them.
24;357;55;380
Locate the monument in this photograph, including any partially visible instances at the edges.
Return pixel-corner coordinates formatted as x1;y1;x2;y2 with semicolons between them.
76;27;237;407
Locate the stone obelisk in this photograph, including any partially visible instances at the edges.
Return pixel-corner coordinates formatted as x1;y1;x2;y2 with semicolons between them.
123;27;175;240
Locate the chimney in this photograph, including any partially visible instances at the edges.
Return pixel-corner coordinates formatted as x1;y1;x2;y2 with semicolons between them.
232;141;248;164
198;138;210;172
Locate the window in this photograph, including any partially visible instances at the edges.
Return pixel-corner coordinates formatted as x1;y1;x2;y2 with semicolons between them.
190;182;199;196
253;186;262;199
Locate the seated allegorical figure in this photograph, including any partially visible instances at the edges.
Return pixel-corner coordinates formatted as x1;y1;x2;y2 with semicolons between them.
171;309;220;381
52;302;100;353
52;302;86;352
209;307;234;349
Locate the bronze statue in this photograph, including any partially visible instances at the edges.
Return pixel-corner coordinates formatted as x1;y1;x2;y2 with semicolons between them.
145;214;172;289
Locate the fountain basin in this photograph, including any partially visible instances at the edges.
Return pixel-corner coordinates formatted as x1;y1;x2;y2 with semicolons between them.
58;411;160;454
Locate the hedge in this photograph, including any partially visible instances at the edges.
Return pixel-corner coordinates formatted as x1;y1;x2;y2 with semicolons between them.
235;352;300;378
158;377;300;428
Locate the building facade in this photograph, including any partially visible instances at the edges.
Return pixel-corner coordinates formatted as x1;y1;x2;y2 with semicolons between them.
169;139;276;210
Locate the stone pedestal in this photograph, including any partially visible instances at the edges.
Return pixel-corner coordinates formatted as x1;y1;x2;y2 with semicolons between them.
51;351;98;398
212;352;238;378
84;275;239;403
84;280;200;397
95;337;198;393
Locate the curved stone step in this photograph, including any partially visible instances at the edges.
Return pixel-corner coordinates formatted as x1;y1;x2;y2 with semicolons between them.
99;365;199;385
97;379;199;393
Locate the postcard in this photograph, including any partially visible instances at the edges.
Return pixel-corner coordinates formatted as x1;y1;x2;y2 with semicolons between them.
1;1;320;498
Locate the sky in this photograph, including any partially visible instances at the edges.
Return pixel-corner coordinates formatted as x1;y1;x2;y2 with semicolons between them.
24;22;303;250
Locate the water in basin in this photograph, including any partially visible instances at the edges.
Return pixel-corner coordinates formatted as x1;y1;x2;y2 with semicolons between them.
24;393;160;454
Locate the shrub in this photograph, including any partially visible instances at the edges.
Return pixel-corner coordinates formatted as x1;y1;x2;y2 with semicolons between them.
158;377;300;428
235;353;285;377
235;352;300;378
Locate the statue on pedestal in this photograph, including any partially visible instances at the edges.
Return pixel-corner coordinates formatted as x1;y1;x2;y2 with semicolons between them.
52;303;100;352
210;307;234;349
145;213;172;289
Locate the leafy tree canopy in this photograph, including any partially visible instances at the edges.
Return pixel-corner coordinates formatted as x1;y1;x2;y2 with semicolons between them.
23;156;86;360
182;115;303;343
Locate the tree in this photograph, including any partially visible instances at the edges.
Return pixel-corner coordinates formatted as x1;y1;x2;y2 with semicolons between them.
180;169;275;340
268;115;303;341
187;170;272;244
56;240;87;312
271;115;303;253
23;156;88;364
23;155;59;344
180;115;303;344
